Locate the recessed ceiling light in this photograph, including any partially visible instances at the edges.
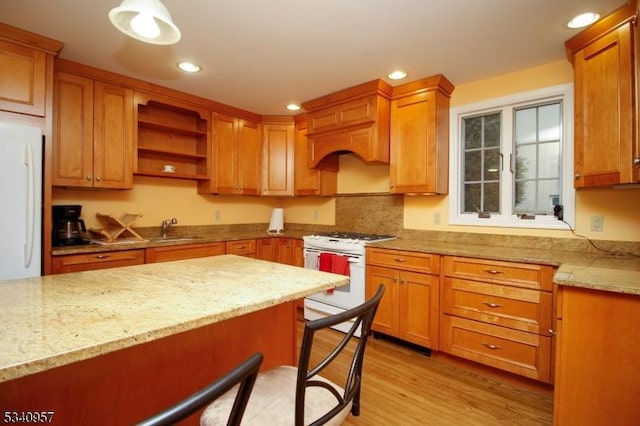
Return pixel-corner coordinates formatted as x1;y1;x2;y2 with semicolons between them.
178;61;201;73
286;103;301;111
567;12;600;29
387;70;407;80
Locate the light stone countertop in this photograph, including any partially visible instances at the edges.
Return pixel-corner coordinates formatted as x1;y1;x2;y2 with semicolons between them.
0;255;348;383
370;239;640;296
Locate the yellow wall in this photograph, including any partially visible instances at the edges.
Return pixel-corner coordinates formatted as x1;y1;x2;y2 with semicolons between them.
53;60;640;242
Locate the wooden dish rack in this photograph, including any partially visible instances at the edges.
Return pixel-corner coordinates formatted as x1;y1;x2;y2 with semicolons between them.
89;213;145;243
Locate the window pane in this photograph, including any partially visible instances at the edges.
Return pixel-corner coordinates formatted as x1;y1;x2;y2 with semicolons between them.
538;180;560;214
515;180;535;213
484;148;501;180
464;116;482;149
464;183;481;213
484;182;500;213
465;150;481;181
515;108;536;144
484;113;501;147
539;104;560;142
539;142;560;178
516;145;536;179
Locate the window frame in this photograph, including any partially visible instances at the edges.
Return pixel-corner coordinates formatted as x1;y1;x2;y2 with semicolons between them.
448;84;575;230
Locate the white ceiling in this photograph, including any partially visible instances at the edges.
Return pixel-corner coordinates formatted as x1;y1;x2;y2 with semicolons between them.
1;0;627;115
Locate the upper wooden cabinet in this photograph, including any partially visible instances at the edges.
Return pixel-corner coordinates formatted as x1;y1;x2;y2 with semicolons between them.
134;92;210;180
53;71;134;189
293;118;337;196
390;75;454;194
200;112;261;195
566;1;640;187
301;79;392;167
262;118;294;196
0;24;62;116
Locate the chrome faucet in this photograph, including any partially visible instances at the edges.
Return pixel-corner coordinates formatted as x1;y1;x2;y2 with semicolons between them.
161;218;178;237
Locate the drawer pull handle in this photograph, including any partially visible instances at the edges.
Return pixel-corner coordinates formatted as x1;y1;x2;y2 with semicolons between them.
94;255;111;260
483;269;503;275
237;246;246;249
482;342;502;350
482;301;503;308
393;258;406;263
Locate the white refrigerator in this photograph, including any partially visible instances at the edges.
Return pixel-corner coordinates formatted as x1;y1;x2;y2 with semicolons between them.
0;121;43;281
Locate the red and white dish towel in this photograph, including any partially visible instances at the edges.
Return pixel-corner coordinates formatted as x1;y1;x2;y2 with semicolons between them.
318;253;350;276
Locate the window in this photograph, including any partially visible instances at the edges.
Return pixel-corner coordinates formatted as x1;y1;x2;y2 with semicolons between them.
449;84;574;229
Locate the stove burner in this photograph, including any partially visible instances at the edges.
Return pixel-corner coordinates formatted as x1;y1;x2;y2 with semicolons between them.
315;231;396;241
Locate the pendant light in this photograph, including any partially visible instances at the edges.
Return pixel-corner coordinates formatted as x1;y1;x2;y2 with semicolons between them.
109;0;181;45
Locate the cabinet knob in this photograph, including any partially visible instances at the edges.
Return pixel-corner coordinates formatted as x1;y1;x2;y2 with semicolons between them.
86;176;92;181
96;176;101;181
549;329;557;336
634;158;640;167
574;174;581;180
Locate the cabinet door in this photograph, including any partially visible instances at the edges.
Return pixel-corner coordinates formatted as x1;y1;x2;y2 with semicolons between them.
237;119;261;195
212;112;238;194
293;120;337;196
574;22;636;187
366;265;398;336
93;82;133;189
390;91;449;194
53;72;94;187
291;239;304;267
398;270;439;349
256;238;273;261
262;123;294;196
0;40;46;116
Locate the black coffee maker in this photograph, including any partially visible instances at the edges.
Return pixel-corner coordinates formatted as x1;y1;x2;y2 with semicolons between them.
53;205;89;246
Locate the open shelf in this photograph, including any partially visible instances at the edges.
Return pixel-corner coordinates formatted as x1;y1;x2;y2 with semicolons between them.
135;96;210;181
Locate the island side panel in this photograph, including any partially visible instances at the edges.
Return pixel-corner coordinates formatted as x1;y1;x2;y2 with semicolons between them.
0;301;297;425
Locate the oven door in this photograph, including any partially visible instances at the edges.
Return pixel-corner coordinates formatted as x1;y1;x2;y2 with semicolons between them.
303;247;365;310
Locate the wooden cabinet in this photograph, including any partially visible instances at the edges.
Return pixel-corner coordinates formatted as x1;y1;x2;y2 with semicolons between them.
441;256;554;383
553;286;640;425
51;249;145;274
0;23;62;116
53;71;134;189
200;112;261;195
225;239;256;258
293;118;338;196
262;119;294;196
390;75;454;194
256;237;303;266
145;242;225;263
301;80;392;167
566;2;640;187
366;248;440;349
135;92;210;180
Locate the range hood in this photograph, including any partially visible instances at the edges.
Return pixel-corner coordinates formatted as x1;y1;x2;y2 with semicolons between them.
302;79;392;168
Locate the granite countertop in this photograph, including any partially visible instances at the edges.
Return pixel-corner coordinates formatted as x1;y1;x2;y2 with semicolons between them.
0;255;348;383
371;239;640;296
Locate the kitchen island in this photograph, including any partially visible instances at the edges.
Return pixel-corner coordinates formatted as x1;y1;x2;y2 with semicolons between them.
0;255;348;425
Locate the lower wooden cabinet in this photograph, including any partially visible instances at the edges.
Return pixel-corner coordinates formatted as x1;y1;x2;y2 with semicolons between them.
554;286;640;425
52;249;145;274
441;256;555;383
145;242;225;263
225;239;256;258
366;248;440;349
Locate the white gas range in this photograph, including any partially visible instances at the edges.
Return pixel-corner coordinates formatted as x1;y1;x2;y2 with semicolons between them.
303;232;396;335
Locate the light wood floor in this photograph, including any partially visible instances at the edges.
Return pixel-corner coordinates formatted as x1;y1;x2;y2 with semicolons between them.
299;322;553;426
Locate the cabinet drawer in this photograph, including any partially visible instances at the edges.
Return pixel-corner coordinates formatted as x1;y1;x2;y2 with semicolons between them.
441;315;552;383
443;256;553;290
442;277;552;335
367;248;439;274
225;239;256;256
146;243;225;263
52;249;145;274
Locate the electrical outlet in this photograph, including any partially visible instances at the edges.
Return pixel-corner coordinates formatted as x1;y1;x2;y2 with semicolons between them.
214;211;221;221
313;210;319;221
433;212;441;225
591;215;603;232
